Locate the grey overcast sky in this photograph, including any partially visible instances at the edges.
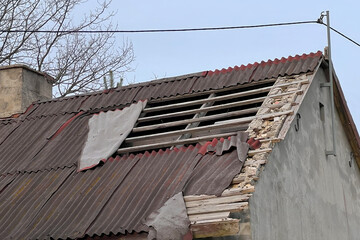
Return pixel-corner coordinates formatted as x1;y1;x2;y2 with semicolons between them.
93;0;360;129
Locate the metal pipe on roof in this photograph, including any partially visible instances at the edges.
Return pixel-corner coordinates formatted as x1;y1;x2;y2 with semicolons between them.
320;11;336;156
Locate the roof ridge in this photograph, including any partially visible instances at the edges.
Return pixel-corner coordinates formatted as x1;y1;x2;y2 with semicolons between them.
205;50;322;76
35;51;322;106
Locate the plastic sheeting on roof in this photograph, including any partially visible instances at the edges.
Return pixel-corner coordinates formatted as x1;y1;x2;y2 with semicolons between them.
79;100;147;171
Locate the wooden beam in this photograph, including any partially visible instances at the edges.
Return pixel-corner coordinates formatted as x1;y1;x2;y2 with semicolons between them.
247;148;272;156
176;93;217;143
187;202;248;215
188;212;230;222
124;110;293;149
138;98;264;123
133;107;260;133
190;218;240;238
144;84;304;114
184;195;217;202
186;194;251;208
118;132;238;154
221;186;255;197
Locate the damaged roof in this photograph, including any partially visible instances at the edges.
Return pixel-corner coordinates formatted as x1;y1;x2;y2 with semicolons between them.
0;51;358;239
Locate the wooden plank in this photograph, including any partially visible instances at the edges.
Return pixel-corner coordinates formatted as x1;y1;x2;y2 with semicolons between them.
138;89;301;123
118;132;238;154
221;186;255;197
122;110;293;148
133;109;292;134
247;148;272;156
144;88;302;114
187;202;248;215
139;96;266;123
186;194;251;208
138;101;261;123
191;218;240;238
184;194;217;202
176;93;217;143
144;80;307;113
188;212;230;222
133;107;260;133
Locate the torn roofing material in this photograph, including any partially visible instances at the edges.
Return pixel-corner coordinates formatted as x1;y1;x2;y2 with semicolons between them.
0;140;248;239
79;100;147;171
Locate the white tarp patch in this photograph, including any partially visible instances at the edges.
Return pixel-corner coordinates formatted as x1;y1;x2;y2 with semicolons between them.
78;100;147;171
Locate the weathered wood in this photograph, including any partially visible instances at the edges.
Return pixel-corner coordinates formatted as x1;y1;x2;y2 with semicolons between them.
184;194;217;202
133;107;260;133
144;80;307;114
247;148;272;156
118;132;238;154
133;109;293;134
138;98;264;123
176;93;217;143
188;211;230;222
243;159;267;167
186;194;251;208
124;110;293;150
190;218;240;238
187;202;248;215
221;186;255;197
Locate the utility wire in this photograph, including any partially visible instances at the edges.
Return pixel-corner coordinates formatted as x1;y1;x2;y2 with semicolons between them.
319;22;360;47
0;20;317;33
1;19;359;47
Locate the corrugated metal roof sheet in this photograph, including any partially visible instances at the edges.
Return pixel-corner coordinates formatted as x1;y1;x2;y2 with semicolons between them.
0;143;246;239
0;51;325;239
24;51;322;118
0;114;77;174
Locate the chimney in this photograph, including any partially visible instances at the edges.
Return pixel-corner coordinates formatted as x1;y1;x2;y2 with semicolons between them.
0;65;53;118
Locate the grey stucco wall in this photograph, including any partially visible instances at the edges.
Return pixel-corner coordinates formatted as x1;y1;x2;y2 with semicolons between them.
250;68;360;240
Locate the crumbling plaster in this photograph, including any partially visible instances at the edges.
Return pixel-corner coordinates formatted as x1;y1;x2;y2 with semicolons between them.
250;67;360;240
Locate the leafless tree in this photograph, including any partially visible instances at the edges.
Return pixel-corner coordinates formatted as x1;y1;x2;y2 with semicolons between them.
0;0;134;97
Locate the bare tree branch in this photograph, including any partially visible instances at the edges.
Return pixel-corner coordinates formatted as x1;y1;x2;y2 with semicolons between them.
0;0;134;97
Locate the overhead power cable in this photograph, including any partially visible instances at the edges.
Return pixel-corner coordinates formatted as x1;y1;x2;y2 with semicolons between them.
319;23;360;47
0;20;317;33
0;19;359;47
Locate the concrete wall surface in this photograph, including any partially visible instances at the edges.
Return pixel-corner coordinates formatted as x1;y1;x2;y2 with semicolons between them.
0;66;52;118
0;67;23;118
250;68;360;240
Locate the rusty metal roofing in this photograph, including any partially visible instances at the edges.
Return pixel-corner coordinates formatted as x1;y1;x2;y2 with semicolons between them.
24;51;322;118
0;143;246;239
